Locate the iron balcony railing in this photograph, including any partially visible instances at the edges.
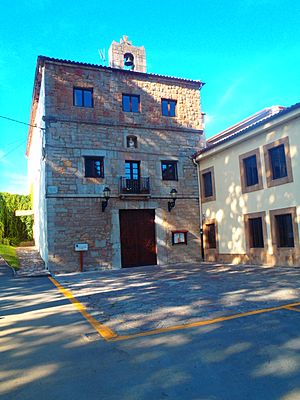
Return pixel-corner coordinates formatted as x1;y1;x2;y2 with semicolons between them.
119;177;150;195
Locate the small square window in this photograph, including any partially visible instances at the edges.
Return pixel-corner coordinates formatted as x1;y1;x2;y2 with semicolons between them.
161;161;178;181
122;94;140;113
162;99;177;117
73;88;93;107
172;231;188;245
239;148;263;194
84;157;104;178
264;137;293;188
200;167;216;202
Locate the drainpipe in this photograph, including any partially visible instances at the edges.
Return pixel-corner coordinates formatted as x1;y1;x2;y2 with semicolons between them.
193;157;205;261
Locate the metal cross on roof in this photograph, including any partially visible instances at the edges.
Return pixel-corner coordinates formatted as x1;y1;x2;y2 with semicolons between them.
121;35;132;45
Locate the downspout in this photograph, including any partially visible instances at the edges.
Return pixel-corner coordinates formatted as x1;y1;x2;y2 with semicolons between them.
193;157;204;261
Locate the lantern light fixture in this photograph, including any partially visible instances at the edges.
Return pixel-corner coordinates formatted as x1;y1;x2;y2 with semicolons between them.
102;187;111;212
168;188;178;212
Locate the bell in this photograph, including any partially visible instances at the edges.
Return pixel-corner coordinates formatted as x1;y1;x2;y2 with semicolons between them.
124;53;134;67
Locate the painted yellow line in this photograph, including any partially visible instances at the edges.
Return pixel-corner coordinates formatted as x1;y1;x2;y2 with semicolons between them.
284;306;300;313
111;301;300;342
49;276;118;341
49;274;300;342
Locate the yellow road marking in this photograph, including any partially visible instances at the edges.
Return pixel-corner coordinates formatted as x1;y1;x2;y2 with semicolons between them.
284;306;300;313
49;275;300;342
111;302;300;341
49;276;117;341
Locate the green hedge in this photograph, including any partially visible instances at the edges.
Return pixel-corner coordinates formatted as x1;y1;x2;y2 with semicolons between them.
0;192;33;245
0;244;20;269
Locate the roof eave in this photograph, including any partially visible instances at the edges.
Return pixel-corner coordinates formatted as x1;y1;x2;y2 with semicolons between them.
37;55;205;88
194;103;300;162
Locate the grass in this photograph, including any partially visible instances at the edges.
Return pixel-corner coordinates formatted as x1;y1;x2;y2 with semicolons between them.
0;244;20;269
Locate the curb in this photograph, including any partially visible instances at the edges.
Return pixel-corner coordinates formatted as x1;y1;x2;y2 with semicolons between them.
15;271;51;278
0;256;16;277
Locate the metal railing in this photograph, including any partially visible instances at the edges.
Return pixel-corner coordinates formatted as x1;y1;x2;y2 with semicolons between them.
119;177;150;194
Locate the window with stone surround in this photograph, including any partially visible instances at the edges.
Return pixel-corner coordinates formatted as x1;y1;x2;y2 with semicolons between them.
200;166;216;203
263;137;293;188
270;207;299;249
84;157;104;178
239;148;263;194
122;94;140;113
73;88;93;107
161;99;176;117
161;160;178;181
244;212;267;249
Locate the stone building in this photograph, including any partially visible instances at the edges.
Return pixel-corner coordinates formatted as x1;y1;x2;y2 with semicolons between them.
194;103;300;267
27;36;205;273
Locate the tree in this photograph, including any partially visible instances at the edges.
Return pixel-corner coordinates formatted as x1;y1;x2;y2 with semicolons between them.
0;192;33;244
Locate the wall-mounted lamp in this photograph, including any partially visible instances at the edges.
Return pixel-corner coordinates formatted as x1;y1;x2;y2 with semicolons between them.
102;187;111;212
168;188;178;212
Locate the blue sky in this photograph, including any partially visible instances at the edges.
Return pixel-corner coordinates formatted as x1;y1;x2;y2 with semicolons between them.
0;0;299;194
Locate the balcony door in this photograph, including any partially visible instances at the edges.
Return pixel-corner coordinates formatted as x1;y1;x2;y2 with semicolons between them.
119;209;157;268
125;161;140;193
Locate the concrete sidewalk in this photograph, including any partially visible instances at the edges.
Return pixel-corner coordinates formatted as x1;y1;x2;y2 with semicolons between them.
55;263;300;336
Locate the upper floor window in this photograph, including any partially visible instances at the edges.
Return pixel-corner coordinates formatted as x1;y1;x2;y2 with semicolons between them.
200;167;216;202
161;161;178;181
73;88;93;108
239;148;263;194
84;156;104;178
122;94;140;113
161;99;176;117
263;137;293;188
269;144;287;180
203;172;213;197
244;155;258;186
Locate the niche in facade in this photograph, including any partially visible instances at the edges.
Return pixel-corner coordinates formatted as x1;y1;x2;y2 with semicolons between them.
126;135;138;149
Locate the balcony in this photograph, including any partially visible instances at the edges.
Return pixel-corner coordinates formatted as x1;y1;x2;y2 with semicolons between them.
119;177;150;198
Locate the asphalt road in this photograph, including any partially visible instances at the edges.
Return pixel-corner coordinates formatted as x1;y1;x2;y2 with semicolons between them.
1;263;300;400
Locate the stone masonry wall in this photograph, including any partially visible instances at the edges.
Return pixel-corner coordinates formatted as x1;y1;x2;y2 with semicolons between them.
44;61;203;131
47;197;201;273
42;60;204;272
